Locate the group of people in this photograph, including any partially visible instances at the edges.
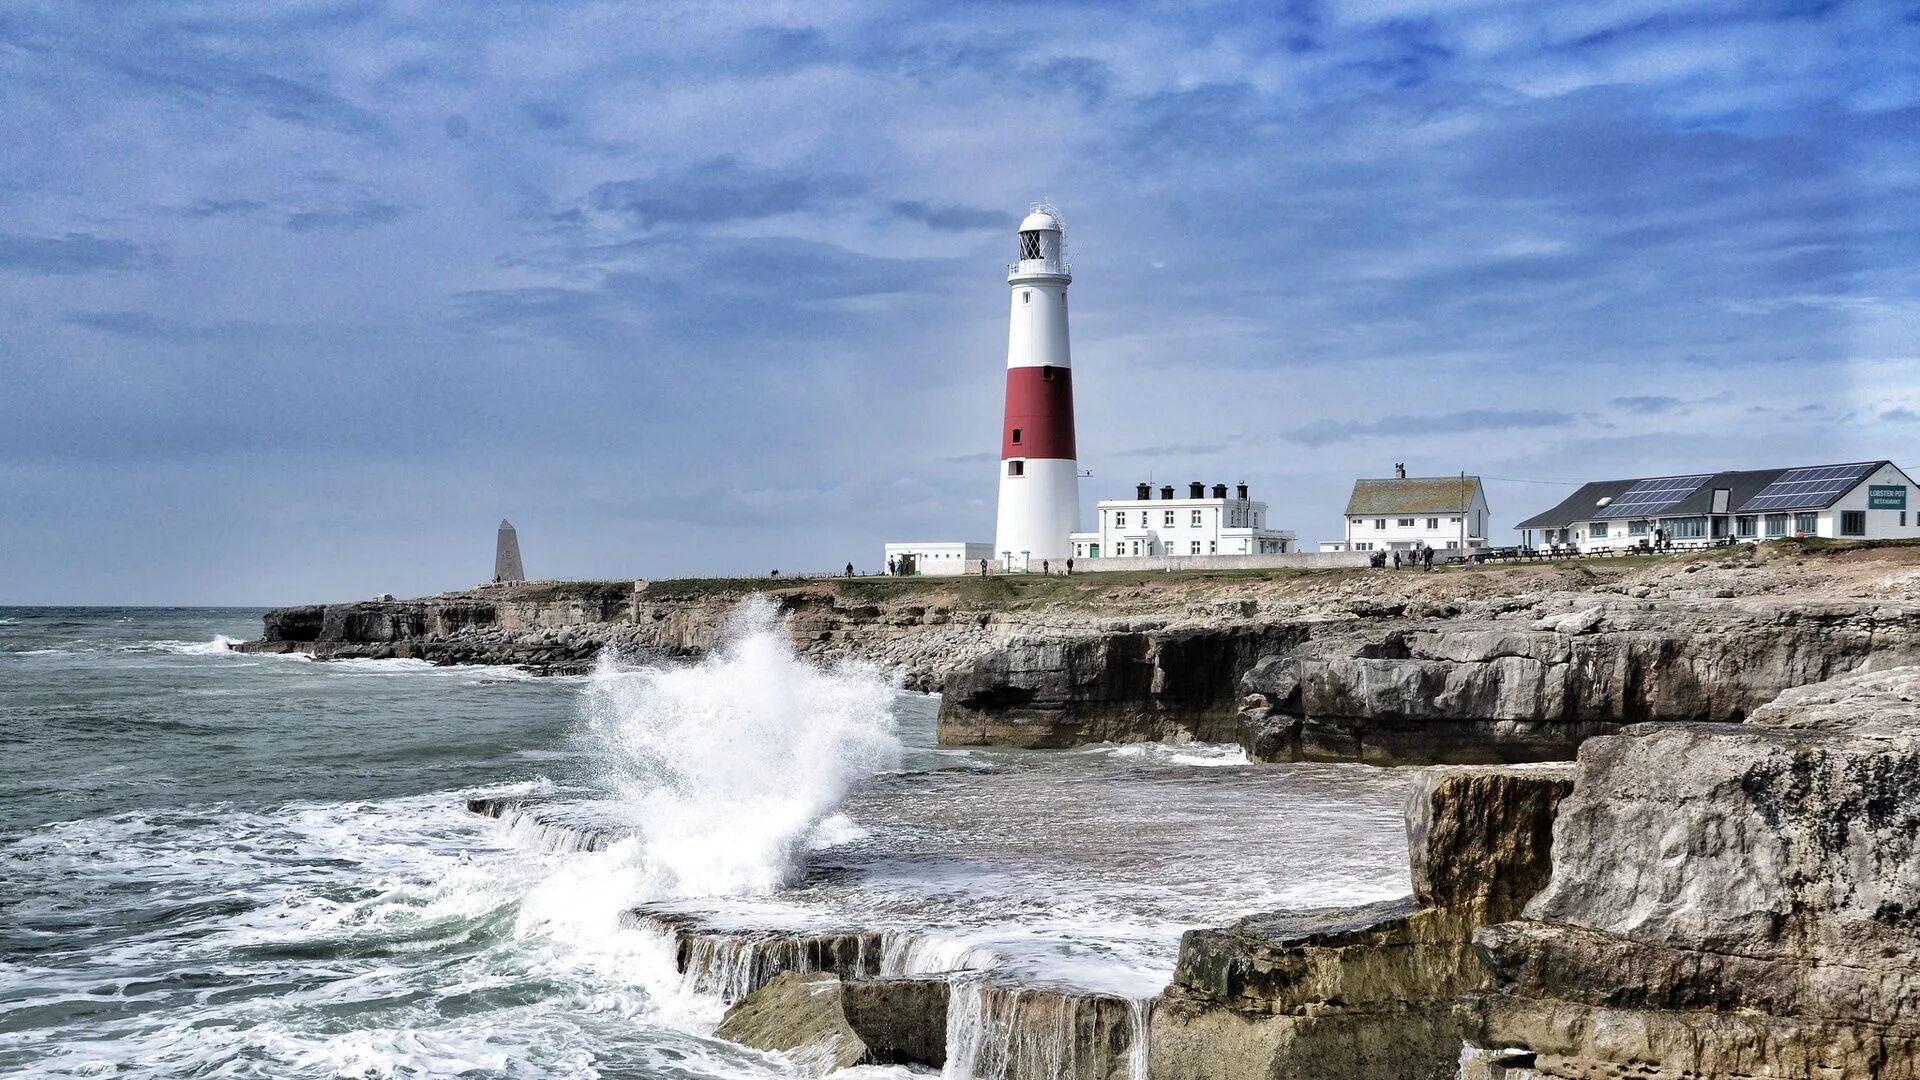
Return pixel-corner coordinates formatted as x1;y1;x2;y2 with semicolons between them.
1370;544;1437;570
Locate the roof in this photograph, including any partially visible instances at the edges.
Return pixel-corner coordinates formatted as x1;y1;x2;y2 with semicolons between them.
1345;476;1484;516
1019;207;1063;232
1514;461;1894;530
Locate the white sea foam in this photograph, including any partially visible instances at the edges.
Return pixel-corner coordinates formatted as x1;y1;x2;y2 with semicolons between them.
146;633;246;655
1091;741;1250;767
570;595;901;901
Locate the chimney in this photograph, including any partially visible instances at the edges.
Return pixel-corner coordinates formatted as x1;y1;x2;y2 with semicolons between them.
1212;483;1228;499
1188;481;1205;498
1136;482;1152;501
1395;463;1407;480
1160;485;1175;500
1236;482;1248;500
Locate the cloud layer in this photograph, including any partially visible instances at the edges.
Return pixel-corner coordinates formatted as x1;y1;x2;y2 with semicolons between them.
1;0;1916;602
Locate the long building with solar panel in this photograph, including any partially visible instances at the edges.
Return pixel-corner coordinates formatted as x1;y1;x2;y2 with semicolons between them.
1514;460;1920;553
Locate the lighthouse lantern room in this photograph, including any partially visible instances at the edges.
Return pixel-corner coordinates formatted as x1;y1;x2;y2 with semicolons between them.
994;203;1081;570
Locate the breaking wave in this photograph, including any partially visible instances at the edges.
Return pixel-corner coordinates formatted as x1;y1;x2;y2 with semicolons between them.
575;595;901;899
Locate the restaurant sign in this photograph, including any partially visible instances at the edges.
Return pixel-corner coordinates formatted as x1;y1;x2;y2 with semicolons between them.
1869;485;1907;510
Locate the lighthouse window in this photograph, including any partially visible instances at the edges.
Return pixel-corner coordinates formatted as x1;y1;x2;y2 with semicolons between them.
1011;428;1022;444
1007;461;1024;477
1041;365;1055;381
1023;291;1031;304
1019;231;1043;260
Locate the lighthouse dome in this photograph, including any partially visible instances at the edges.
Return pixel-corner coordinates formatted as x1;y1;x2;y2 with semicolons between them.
1018;207;1063;232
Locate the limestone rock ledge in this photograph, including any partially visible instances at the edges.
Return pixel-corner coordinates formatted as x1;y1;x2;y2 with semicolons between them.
1151;765;1572;1080
1237;598;1920;765
1462;666;1920;1079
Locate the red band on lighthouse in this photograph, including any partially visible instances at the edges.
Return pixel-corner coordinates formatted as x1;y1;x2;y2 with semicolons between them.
1001;367;1077;460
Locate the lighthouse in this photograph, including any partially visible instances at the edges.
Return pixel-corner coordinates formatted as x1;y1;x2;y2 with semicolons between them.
994;204;1080;571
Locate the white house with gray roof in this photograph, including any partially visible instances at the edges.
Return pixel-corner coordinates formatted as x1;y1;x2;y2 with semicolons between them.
1513;460;1920;553
1320;465;1490;554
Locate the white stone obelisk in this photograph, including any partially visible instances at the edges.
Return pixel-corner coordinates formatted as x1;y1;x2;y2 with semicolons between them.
494;519;525;582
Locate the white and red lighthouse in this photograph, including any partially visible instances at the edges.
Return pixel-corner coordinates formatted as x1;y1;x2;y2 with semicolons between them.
994;204;1080;570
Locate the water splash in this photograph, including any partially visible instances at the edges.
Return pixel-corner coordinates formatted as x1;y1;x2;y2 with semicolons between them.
575;595;901;900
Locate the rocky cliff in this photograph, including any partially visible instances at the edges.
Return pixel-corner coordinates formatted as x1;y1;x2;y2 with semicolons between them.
1462;665;1920;1079
1236;595;1920;765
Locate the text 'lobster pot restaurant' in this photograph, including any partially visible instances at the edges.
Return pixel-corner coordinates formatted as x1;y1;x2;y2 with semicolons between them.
1514;460;1920;553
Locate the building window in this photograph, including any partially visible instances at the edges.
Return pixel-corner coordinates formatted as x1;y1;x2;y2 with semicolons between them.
1115;511;1126;528
1736;516;1757;538
1011;428;1022;444
1191;541;1201;554
1842;510;1866;536
1007;460;1023;477
1426;518;1439;530
1209;541;1216;553
1446;540;1458;549
1164;511;1175;527
1375;519;1386;529
1673;518;1706;539
1191;510;1203;526
1397;518;1414;527
1449;517;1461;524
1903;511;1909;527
1795;512;1817;535
1589;522;1608;539
1352;518;1362;525
1765;513;1789;537
1630;520;1651;536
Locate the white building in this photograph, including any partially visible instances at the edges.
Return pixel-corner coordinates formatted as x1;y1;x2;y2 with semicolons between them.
882;541;997;576
1514;460;1920;553
1069;482;1296;561
1323;468;1490;554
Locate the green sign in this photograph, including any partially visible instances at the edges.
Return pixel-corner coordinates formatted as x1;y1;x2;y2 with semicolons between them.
1869;485;1907;510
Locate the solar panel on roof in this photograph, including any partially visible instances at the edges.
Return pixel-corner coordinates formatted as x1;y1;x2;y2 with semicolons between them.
1598;474;1712;519
1740;463;1878;512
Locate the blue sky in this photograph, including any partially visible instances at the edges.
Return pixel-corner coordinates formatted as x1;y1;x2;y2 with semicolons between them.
2;0;1916;604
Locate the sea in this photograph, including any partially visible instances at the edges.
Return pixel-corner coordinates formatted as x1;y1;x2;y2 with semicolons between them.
0;600;1415;1079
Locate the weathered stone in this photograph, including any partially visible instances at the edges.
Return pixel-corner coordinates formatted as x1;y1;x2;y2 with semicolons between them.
841;976;949;1067
1151;765;1571;1079
1238;599;1920;765
714;972;875;1073
937;625;1313;747
1406;766;1571;917
1464;666;1920;1078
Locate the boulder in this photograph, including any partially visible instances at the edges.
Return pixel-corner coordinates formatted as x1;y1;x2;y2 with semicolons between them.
713;972;951;1073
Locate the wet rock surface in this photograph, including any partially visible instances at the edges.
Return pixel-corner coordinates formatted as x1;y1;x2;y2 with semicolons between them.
1463;666;1920;1078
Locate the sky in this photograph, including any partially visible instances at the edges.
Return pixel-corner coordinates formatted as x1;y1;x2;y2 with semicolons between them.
2;0;1917;604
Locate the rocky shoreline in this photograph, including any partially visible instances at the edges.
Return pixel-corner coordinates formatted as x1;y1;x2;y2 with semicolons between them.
547;663;1920;1078
278;542;1920;1076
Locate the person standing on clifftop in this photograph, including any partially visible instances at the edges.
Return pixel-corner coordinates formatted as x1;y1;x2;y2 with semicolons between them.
1423;546;1434;571
980;559;988;577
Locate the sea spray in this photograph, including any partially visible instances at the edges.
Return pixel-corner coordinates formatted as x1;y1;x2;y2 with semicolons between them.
574;595;901;899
